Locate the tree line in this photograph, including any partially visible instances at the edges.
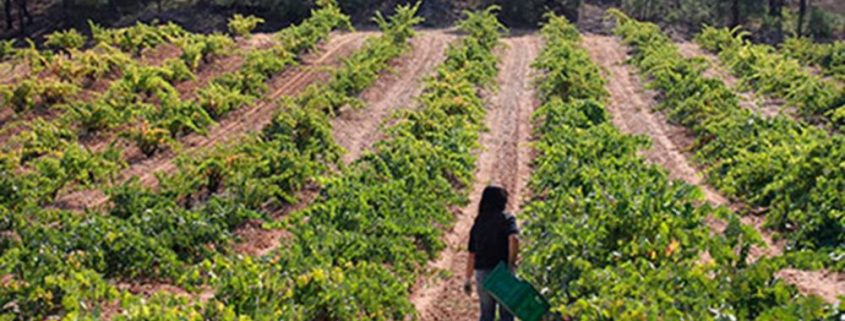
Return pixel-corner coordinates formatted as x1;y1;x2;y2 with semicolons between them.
618;0;840;42
1;0;840;41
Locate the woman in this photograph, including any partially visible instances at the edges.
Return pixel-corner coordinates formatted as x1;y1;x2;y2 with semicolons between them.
464;185;519;321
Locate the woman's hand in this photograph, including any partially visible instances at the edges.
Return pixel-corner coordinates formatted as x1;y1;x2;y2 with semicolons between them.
465;252;475;296
507;234;519;271
463;277;472;295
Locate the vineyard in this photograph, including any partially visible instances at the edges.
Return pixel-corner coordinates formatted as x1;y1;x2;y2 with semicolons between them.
0;1;843;320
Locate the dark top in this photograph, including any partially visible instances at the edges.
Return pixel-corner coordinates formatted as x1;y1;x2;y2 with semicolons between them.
468;212;519;270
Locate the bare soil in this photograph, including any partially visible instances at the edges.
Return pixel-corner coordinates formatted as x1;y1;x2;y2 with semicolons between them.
234;30;457;257
0;105;63;147
582;33;843;304
80;34;277;153
231;220;293;257
584;34;786;259
99;30;453;308
675;41;783;118
412;33;542;321
84;33;374;316
103;280;214;319
775;269;845;304
332;30;457;163
0;61;29;85
139;43;183;67
172;41;250;101
54;31;374;210
231;187;318;257
0;39;226;149
583;35;726;204
0;73;116;148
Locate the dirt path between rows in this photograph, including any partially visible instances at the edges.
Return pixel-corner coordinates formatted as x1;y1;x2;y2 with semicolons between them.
234;30;457;256
1;36;273;152
81;34;280;153
172;34;279;101
675;41;783;118
412;33;542;321
583;35;733;212
0;43;178;147
100;30;454;312
54;32;374;210
0;61;29;86
332;30;457;164
583;33;843;304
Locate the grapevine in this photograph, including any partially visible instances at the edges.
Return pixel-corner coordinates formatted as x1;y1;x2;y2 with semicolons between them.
520;13;840;320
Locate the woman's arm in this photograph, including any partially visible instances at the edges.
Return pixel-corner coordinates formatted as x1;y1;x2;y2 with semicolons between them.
466;252;476;279
508;234;519;270
464;252;476;295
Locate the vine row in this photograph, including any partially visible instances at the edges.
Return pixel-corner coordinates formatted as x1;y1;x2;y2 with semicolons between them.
520;13;840;320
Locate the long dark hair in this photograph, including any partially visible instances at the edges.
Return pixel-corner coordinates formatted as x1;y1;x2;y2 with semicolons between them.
476;185;508;223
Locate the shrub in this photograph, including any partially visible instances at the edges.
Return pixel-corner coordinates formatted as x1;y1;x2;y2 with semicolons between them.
0;39;15;60
228;14;264;38
121;122;177;157
44;29;86;53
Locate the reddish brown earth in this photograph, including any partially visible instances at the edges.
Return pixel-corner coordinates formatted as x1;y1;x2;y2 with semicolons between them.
80;34;278;153
332;30;457;163
0;61;29;85
412;33;542;321
0;105;63;147
87;33;374;317
231;186;318;257
675;41;783;118
234;30;457;258
105;280;214;318
139;43;183;66
1;40;217;148
775;269;845;304
583;33;843;304
583;35;728;205
0;42;169;145
98;30;457;312
0;65;111;147
54;32;375;210
584;34;784;259
174;33;280;102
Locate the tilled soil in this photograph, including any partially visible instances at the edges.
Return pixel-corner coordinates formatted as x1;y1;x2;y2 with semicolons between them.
583;33;843;304
332;30;457;163
582;34;785;256
412;33;542;321
54;32;374;210
139;43;184;67
0;75;116;148
235;29;457;259
675;41;783;118
583;35;727;203
171;36;266;101
81;34;280;153
105;280;214;318
775;269;845;304
100;30;458;308
231;187;319;257
0;61;29;86
0;106;64;147
1;41;205;148
81;33;373;316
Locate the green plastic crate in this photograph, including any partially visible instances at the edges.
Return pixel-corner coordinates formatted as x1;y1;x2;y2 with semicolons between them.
482;262;551;321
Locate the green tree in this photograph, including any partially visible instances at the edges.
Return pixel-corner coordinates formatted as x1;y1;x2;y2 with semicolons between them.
797;0;807;36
